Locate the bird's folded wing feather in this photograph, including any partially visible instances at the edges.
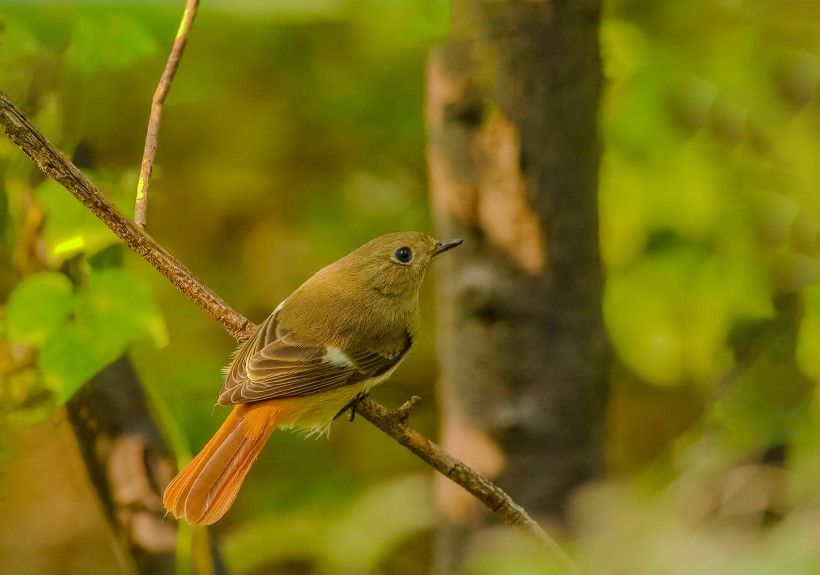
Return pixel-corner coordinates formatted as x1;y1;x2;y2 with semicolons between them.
218;309;408;405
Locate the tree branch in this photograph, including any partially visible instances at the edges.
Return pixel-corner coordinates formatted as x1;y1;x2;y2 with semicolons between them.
136;0;200;229
0;91;579;572
0;91;251;341
355;397;580;572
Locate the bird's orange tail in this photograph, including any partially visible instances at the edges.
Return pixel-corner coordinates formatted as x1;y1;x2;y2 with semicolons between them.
163;401;283;525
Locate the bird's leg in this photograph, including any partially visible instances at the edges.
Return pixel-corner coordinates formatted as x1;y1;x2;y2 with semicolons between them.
335;391;371;422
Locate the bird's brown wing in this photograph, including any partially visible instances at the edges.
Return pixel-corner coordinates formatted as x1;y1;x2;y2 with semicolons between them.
218;308;410;405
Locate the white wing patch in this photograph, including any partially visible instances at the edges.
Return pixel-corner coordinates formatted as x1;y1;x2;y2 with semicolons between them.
322;346;355;368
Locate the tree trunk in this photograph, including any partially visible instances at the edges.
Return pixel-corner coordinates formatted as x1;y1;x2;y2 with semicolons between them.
427;0;608;569
67;357;230;575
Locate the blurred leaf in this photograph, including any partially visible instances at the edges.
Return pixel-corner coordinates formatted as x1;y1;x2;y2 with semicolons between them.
223;512;331;572
7;267;166;406
796;284;820;381
601;19;648;81
6;272;74;345
39;316;116;404
0;17;43;60
84;267;167;349
606;271;685;386
462;529;569;575
324;474;433;571
0;16;47;98
34;179;122;265
66;13;158;72
224;474;433;574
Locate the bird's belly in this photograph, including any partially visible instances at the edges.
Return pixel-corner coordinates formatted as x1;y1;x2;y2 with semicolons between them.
278;370;395;436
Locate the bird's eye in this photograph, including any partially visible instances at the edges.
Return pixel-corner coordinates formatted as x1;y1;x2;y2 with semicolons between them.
394;247;413;263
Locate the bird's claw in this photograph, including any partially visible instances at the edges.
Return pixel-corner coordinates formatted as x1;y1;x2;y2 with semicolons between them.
334;391;371;422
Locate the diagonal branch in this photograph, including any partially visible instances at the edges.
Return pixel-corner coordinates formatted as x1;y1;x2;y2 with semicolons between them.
0;91;251;341
0;91;580;573
355;397;579;571
135;0;201;229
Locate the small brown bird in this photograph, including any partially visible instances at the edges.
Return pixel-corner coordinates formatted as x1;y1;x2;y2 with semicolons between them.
163;231;462;525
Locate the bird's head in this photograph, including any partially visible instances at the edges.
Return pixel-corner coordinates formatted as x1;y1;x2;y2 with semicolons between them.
344;231;463;299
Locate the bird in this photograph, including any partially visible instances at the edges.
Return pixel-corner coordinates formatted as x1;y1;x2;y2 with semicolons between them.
162;231;462;525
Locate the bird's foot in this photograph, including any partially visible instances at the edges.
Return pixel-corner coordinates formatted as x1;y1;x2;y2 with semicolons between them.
334;391;371;422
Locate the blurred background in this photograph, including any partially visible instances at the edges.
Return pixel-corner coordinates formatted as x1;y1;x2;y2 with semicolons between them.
2;0;820;574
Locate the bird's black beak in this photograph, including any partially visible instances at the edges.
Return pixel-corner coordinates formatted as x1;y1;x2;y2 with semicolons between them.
432;238;464;256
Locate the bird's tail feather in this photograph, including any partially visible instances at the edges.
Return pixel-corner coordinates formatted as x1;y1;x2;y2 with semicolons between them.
163;402;282;525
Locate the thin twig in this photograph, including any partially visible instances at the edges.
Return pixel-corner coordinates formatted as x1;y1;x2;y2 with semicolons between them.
0;90;579;571
135;0;200;229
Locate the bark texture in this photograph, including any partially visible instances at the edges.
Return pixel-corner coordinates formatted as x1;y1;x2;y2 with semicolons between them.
67;357;231;575
428;0;608;568
66;358;178;575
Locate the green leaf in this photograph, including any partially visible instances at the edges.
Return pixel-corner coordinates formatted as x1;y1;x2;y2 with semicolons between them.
15;267;166;405
34;179;121;264
6;272;75;345
84;267;167;348
40;267;167;404
40;319;118;404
